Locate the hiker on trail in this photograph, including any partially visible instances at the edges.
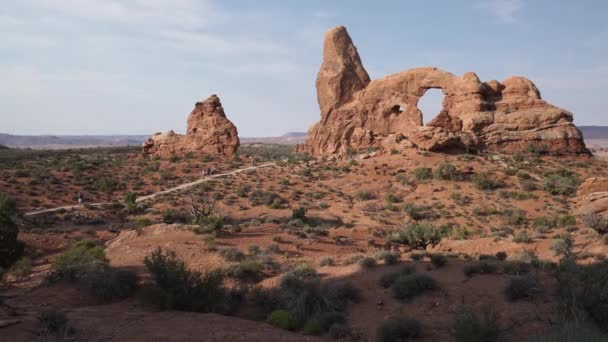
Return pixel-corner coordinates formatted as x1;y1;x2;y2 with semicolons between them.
201;169;207;177
77;192;84;206
250;156;257;166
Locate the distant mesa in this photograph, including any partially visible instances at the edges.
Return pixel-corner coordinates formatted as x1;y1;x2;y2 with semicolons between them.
0;144;9;150
143;94;239;157
299;26;588;156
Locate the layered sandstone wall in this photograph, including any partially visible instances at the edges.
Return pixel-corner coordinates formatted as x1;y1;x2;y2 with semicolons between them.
303;26;588;156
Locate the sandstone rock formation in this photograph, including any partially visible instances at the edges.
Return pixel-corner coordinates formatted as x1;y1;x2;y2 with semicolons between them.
574;177;608;217
143;95;239;157
301;26;588;156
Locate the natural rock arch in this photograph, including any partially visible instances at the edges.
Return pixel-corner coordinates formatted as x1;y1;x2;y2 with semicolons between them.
300;26;588;156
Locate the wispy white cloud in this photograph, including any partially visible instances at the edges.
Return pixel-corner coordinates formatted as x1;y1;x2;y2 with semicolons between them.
477;0;525;23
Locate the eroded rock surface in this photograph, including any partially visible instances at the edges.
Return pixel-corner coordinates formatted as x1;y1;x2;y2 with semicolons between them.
143;95;239;157
574;177;608;217
302;26;588;156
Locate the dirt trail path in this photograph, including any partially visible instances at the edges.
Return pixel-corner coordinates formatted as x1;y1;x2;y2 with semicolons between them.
24;163;276;217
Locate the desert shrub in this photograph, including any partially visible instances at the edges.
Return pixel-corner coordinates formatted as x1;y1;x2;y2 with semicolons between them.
513;231;533;243
542;170;580;197
502;261;531;275
96;176;118;193
236;184;251;197
556;260;608;330
225;259;263;283
403;203;438;220
38;309;69;335
382;252;400;265
266;310;297;331
464;261;498;277
503;208;527;226
376;316;422;342
359;257;377;268
495;251;508;261
557;215;577;227
532;320;608;342
162;209;190;224
9;257;32;279
452;305;500;342
141;248;235;313
379;266;416;288
551;234;573;257
391;274;437;301
329;323;351;339
472;173;504;190
52;240;105;279
319;257;334;267
355;190;374;201
250;190;282;207
316;311;346;332
397;223;442;249
303;320;320;335
413;167;433;181
533;216;557;233
505;275;543;301
78;265;138;301
250;287;283;320
430;254;448;268
291;206;307;221
0;193;23;268
219;248;245;262
435;162;460;181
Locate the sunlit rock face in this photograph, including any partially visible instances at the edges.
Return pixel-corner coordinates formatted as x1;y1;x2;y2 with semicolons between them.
302;26;588;156
143;95;239;157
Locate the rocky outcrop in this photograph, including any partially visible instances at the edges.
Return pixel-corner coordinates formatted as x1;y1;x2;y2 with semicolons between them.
574;177;608;217
302;26;588;156
143;95;239;157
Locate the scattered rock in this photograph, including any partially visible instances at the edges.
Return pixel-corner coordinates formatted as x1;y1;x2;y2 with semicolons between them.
143;95;239;157
300;26;588;157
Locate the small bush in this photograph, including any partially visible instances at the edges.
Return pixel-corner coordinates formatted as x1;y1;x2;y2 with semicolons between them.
430;254;448;268
383;252;400;265
379;266;416;288
359;257;377;268
435;162;460;181
495;251;508;261
38;309;68;334
52;240;105;279
79;265;138;301
472;173;504;190
391;274;437;301
0;193;23;268
464;262;498;277
377;316;422;342
582;211;608;235
9;257;32;279
505;275;543;301
141;248;235;313
542;169;580;197
398;223;442;249
266;310;297;331
303;320;320;335
452;305;500;342
319;257;334;267
162;209;190;224
328;323;350;339
219;248;245;262
225;260;263;283
316;311;345;332
414;167;433;181
532;320;608;342
356;190;374;201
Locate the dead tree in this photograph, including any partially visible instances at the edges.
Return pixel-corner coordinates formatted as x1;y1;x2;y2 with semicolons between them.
187;191;216;224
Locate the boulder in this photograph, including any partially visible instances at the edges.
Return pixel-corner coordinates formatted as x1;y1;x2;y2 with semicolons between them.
302;26;588;157
574;177;608;217
143;95;239;157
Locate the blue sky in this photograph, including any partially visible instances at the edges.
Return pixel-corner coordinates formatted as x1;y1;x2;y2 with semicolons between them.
1;0;607;136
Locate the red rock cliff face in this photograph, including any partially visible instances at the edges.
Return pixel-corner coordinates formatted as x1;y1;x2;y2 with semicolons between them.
303;26;588;156
143;95;239;157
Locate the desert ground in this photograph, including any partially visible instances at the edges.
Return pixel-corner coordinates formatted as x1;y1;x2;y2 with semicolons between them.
1;143;608;341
